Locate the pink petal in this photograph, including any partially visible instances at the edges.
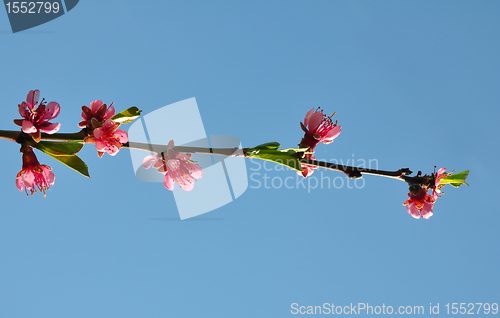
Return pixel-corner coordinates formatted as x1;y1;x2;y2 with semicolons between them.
44;102;60;120
93;127;104;139
176;153;191;161
143;155;159;169
23;171;35;190
105;105;115;119
308;111;324;132
22;120;37;134
180;180;195;191
95;140;106;151
27;90;40;109
18;103;27;117
323;125;342;142
103;119;116;130
167;148;177;160
303;108;315;127
406;203;421;219
437;168;446;175
41;166;55;186
163;173;174;191
16;175;24;191
107;147;119;156
421;202;434;219
114;129;128;143
40;122;61;134
188;164;203;179
153;160;164;169
90;100;103;113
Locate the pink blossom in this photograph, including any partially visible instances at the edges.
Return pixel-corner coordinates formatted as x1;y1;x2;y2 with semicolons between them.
84;119;128;157
403;186;435;219
297;153;317;178
432;167;449;199
16;146;55;197
299;108;341;150
14;89;61;142
78;100;115;128
143;140;203;191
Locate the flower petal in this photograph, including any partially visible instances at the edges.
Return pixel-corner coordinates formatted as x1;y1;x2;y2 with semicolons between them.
164;173;174;191
39;122;61;134
176;152;191;161
180;180;195;191
303;108;315;127
44;102;60;120
406;203;421;219
18;103;27;117
22;120;37;134
143;155;159;169
95;140;106;151
26;90;40;109
103;119;116;130
41;166;55;186
308;111;324;132
105;104;115;119
188;164;203;179
153;159;165;169
322;125;342;142
90;100;103;113
93;127;104;139
421;202;434;219
16;175;24;191
114;129;128;143
167;148;176;160
23;170;35;190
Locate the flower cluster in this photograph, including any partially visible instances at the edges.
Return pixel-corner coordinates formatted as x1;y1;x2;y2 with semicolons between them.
14;89;61;142
79;100;115;129
143;140;203;191
84;119;128;157
80;100;128;157
298;108;342;177
16;146;55;196
403;168;450;219
299;108;341;150
11;92;135;196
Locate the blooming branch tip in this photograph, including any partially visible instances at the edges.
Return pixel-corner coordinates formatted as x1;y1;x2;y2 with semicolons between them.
143;140;203;191
15;89;61;142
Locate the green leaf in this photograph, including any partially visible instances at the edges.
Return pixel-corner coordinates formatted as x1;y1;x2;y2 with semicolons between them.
111;106;142;124
33;140;84;155
32;141;89;177
245;143;309;172
252;142;281;150
247;149;303;171
47;154;90;178
440;170;469;188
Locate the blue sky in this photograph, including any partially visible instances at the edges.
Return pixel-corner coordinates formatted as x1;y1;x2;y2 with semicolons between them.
0;1;499;317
